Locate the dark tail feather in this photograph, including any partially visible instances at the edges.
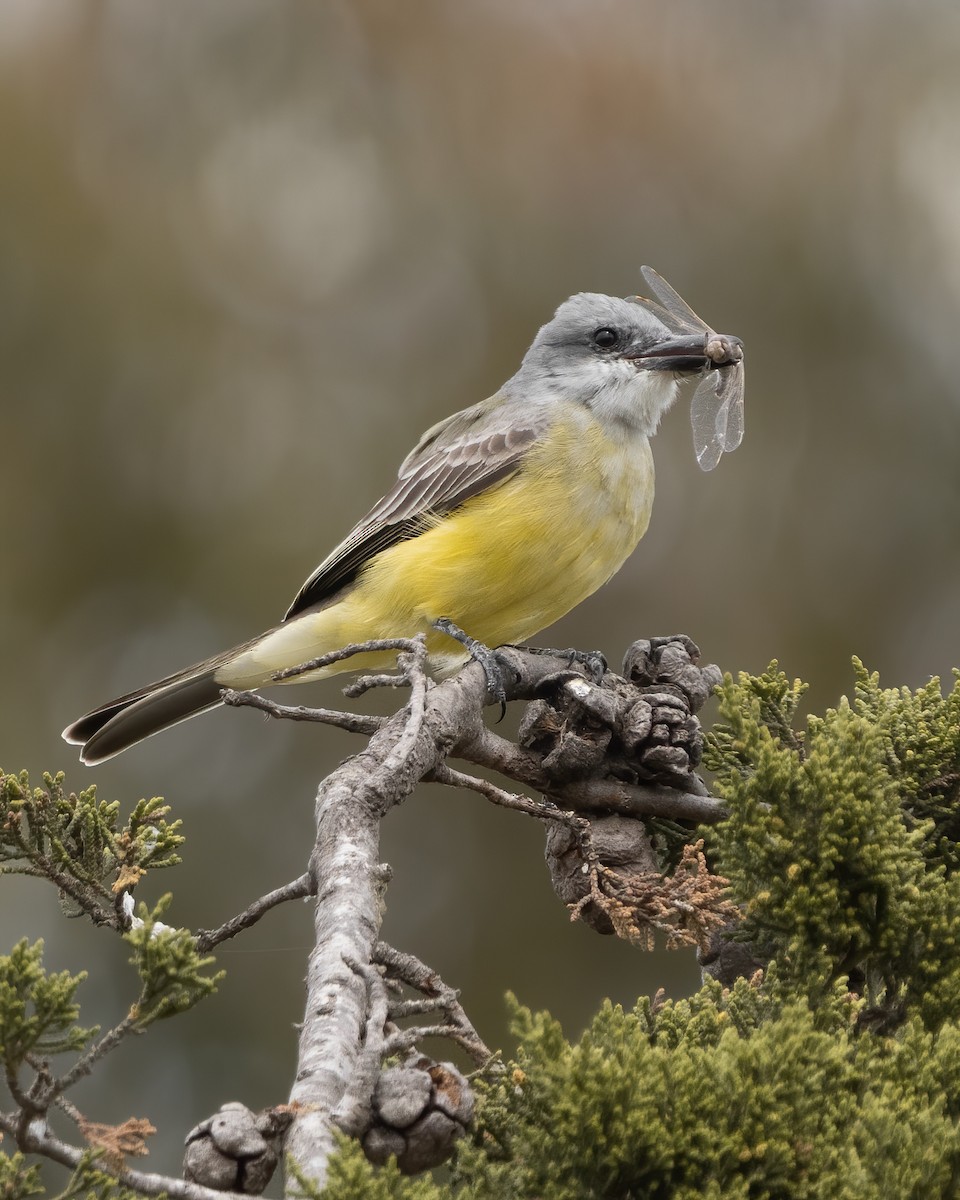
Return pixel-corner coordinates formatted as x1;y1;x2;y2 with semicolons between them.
62;670;226;765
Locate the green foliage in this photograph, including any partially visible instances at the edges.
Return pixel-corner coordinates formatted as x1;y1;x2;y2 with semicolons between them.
289;1140;444;1200
125;896;223;1024
706;663;960;1028
851;660;960;869
0;773;221;1200
0;1152;43;1200
704;660;808;771
0;769;182;925
52;1155;148;1200
318;660;960;1197
440;985;960;1199
10;658;960;1199
0;940;95;1073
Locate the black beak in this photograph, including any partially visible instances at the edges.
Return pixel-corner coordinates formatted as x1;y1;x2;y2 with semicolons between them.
623;332;743;374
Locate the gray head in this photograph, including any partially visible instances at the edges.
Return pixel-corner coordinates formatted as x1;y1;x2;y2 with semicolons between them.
512;292;715;437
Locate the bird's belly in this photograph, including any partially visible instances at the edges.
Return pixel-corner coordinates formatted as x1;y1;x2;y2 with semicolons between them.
223;423;656;685
350;424;656;662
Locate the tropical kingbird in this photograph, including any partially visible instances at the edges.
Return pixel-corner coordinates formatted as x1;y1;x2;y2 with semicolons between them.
63;275;742;764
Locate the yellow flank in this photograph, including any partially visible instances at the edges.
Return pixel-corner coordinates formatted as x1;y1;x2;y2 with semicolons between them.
217;409;655;687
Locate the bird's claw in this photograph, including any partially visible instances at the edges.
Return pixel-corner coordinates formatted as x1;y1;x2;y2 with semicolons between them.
433;618;509;718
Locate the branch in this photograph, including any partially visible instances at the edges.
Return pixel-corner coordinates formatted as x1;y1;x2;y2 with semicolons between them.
6;633;727;1196
453;726;725;822
230;642;726;825
4;857;117;928
276;634;726;1190
49;1014;140;1099
374;942;495;1069
194;873;314;954
221;691;381;737
284;639;436;1191
0;1110;242;1200
273;638;428;681
427;761;582;825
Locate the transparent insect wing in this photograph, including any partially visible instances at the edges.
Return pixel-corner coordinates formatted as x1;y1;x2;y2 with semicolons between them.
630;294;676;330
691;370;725;472
639;267;745;469
639;266;708;335
717;362;745;453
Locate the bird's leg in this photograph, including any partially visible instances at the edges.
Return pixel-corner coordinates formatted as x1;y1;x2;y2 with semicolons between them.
432;618;509;719
510;644;608;685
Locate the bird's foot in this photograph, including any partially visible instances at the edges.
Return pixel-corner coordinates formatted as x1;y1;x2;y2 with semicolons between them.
433;618;510;718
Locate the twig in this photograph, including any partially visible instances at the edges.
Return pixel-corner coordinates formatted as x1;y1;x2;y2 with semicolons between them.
273;637;425;682
374;942;495;1068
569;860;610;925
50;1015;140;1099
52;1094;85;1128
6;1064;38;1122
343;673;411;697
378;638;430;772
227;641;726;824
428;762;581;826
5;858;117;929
221;690;381;737
22;1056;54;1111
456;726;726;823
387;997;458;1018
381;1025;465;1056
0;1110;242;1200
552;778;724;823
194;872;314;954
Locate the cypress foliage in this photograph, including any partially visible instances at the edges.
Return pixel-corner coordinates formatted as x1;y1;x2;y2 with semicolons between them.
313;663;960;1197
7;662;960;1197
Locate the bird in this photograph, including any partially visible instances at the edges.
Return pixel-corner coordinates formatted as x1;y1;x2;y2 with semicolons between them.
63;276;742;765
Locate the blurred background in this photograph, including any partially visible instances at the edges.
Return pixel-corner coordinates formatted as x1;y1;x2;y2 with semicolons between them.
3;0;960;1175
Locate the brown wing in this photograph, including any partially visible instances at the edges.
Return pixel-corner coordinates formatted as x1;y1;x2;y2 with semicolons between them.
283;401;543;620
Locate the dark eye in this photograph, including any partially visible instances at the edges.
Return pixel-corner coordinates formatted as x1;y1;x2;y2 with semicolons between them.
593;327;620;349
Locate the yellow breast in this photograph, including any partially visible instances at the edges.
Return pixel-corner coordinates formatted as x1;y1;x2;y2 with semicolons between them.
351;409;655;663
221;406;656;685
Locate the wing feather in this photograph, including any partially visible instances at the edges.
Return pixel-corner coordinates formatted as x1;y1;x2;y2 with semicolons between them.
283;402;543;620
